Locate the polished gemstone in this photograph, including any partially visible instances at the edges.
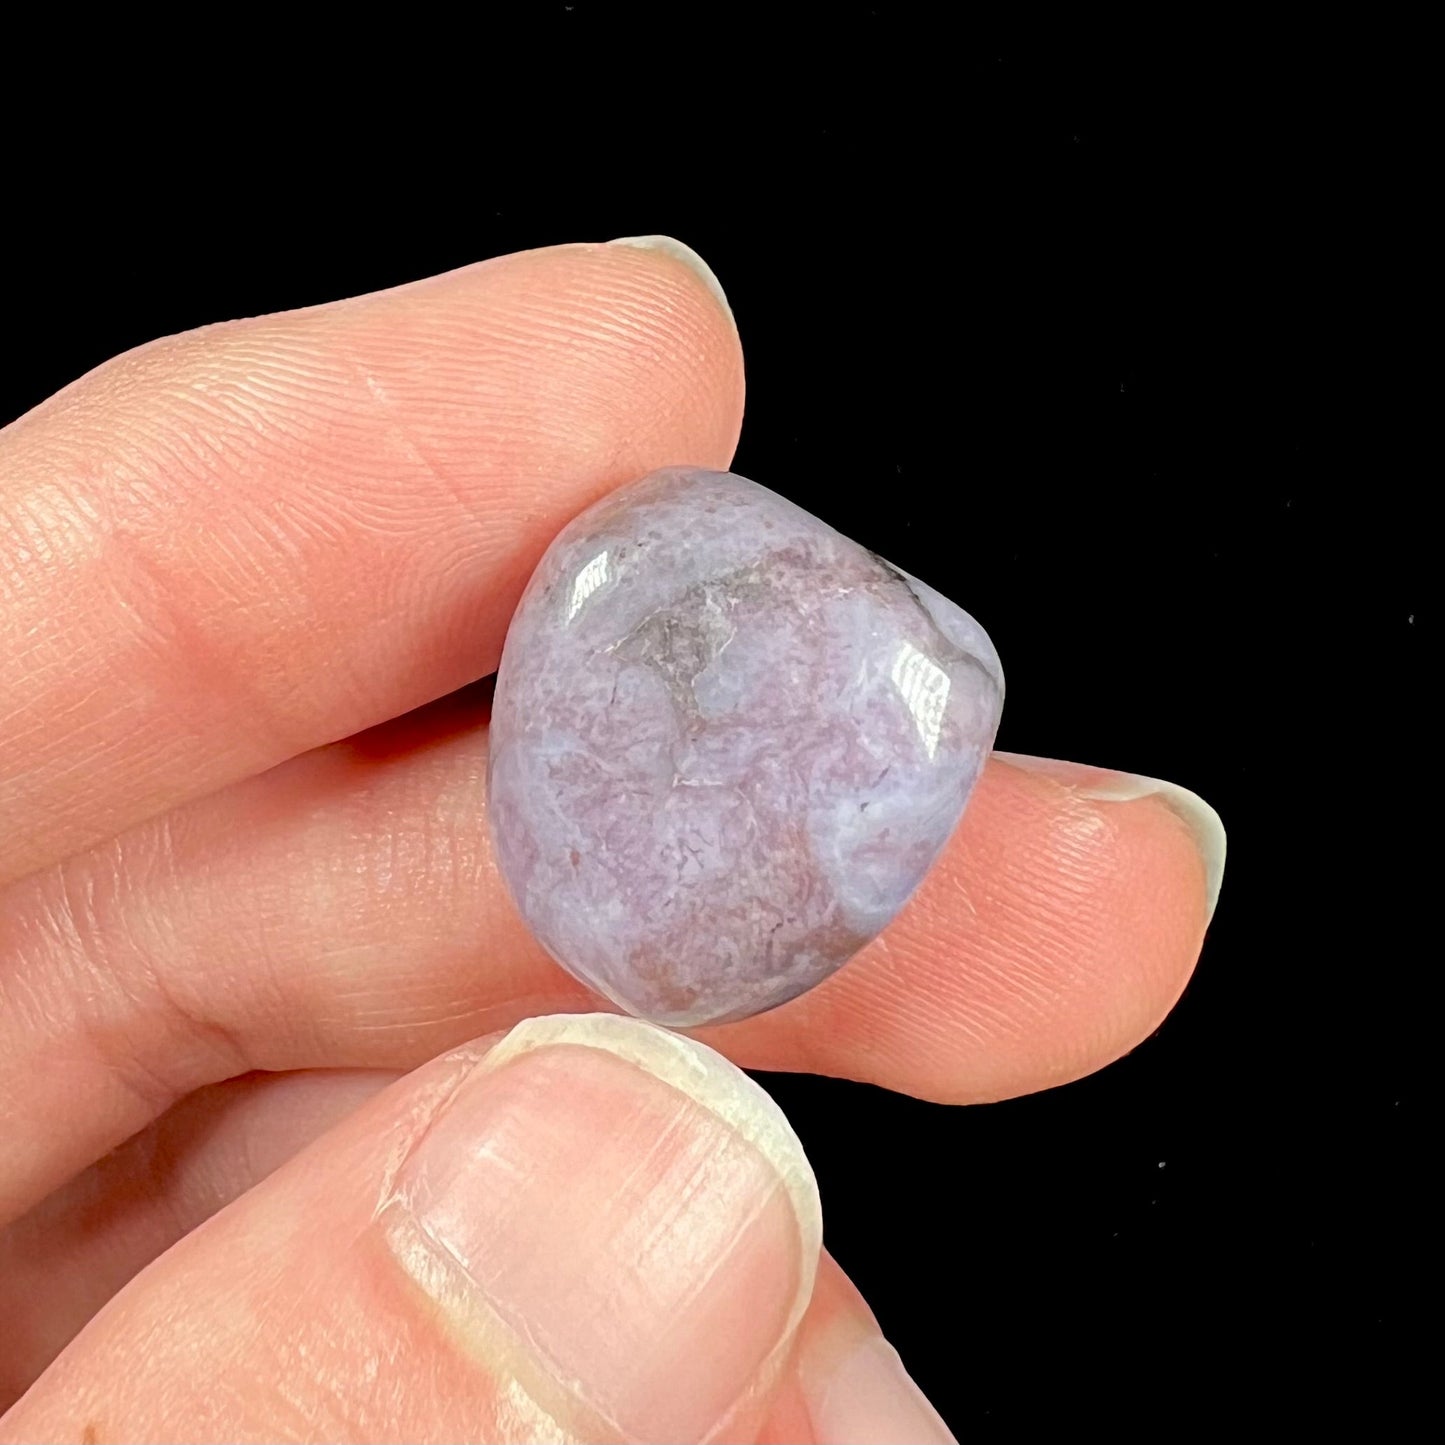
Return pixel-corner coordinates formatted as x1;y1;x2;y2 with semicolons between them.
489;468;1004;1025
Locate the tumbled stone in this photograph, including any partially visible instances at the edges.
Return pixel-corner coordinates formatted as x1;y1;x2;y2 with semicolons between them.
488;467;1004;1026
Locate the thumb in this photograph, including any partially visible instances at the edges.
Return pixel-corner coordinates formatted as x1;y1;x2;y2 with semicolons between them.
2;1016;820;1444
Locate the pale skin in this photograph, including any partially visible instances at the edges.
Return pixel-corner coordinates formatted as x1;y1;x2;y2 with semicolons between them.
0;240;1224;1442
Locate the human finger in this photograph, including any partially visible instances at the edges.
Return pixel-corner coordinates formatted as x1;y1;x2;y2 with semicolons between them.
0;1068;395;1405
3;1054;954;1441
1;1016;824;1444
0;711;1220;1224
0;237;741;888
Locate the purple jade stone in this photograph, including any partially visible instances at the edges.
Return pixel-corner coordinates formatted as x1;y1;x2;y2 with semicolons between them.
488;468;1004;1026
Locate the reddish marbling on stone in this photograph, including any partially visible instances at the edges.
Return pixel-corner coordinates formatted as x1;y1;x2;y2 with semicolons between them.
489;468;1004;1025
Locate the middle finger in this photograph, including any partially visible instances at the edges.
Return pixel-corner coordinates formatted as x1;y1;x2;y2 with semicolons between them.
0;683;1217;1227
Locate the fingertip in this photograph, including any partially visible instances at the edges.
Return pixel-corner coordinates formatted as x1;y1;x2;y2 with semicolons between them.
384;1015;816;1442
588;235;746;466
944;753;1215;1088
607;234;737;329
991;752;1225;926
357;235;746;478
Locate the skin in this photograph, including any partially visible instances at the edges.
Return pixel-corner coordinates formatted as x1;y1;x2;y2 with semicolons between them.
0;241;1222;1442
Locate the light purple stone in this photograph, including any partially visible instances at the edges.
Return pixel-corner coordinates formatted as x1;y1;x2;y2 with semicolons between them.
488;467;1004;1026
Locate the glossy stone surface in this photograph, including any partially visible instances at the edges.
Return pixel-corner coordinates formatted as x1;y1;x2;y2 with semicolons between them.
489;468;1004;1026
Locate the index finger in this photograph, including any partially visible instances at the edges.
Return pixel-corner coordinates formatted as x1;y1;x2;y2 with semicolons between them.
0;238;742;887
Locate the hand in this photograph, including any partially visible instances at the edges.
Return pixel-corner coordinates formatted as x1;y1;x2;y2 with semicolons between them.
0;239;1222;1441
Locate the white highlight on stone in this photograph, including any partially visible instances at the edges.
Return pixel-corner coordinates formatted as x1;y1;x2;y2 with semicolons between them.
890;641;952;759
567;549;611;622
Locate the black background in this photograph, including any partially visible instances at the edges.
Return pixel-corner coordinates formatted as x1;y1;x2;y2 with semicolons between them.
3;15;1421;1433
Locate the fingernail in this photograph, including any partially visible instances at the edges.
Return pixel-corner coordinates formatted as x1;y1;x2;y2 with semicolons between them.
994;752;1227;921
385;1013;819;1443
799;1329;957;1444
608;235;735;326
